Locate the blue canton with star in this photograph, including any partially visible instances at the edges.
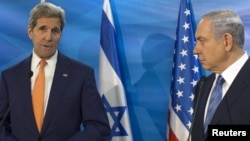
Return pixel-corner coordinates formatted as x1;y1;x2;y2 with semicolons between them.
102;95;128;140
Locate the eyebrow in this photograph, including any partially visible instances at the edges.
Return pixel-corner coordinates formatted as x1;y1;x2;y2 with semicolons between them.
196;36;206;40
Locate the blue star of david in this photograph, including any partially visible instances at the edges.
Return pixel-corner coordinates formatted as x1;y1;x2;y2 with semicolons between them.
102;95;128;140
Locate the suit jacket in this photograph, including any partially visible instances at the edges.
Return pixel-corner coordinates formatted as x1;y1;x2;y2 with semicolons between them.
0;52;111;141
191;57;250;141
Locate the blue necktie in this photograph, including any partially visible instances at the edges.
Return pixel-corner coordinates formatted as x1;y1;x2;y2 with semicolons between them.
204;75;225;133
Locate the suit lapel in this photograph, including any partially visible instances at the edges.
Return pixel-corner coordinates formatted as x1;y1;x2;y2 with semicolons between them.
193;74;215;140
41;53;72;133
198;74;215;120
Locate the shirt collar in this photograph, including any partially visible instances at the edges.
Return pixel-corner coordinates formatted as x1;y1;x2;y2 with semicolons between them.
31;50;58;71
221;51;249;85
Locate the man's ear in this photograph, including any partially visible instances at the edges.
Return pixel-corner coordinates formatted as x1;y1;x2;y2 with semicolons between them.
27;27;32;39
223;33;233;51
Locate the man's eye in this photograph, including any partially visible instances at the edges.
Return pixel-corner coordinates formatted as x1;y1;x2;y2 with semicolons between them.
198;39;205;43
52;29;60;33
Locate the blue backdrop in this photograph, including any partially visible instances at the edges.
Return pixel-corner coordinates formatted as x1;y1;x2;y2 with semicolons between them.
1;0;250;140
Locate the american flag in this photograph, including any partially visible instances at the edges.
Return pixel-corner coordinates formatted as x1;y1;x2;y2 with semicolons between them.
167;0;203;141
98;0;133;141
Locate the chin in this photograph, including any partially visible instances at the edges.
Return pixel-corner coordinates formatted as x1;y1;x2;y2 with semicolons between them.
40;52;55;59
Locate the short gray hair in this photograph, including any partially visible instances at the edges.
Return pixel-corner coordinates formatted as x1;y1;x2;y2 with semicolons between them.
202;10;244;48
28;2;65;30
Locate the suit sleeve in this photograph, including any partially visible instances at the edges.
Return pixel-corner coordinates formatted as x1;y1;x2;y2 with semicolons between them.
68;68;111;141
0;72;18;141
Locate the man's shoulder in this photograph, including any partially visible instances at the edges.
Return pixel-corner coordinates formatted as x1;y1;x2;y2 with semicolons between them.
3;56;31;73
58;52;93;71
1;56;31;78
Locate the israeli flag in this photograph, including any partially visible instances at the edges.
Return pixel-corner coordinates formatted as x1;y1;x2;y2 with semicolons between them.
98;0;133;141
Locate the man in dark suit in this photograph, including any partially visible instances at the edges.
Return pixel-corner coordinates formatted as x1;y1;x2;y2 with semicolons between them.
0;2;110;141
191;10;250;141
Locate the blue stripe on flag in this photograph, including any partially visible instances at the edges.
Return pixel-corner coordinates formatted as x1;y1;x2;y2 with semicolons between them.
100;10;121;78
